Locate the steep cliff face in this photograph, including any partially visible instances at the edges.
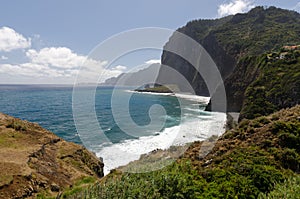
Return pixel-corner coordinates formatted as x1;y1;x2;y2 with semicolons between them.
157;6;300;118
0;113;104;198
157;16;235;96
207;55;264;112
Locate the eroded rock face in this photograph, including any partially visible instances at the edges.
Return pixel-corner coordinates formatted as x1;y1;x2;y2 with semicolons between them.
0;113;104;198
156;7;300;116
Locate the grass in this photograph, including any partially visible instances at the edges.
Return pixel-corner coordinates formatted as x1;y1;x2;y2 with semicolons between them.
60;176;97;199
0;129;25;148
6;119;28;131
0;175;13;187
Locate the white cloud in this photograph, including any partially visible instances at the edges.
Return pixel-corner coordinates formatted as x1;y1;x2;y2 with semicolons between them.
218;0;254;17
0;63;67;78
145;59;161;65
26;47;86;69
0;28;149;83
1;55;8;60
0;46;111;82
0;27;31;52
112;65;127;71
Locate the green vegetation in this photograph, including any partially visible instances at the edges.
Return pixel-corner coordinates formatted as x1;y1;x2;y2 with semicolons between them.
240;50;300;120
214;7;300;57
175;7;300;58
35;177;98;199
258;175;300;199
65;105;300;199
6;119;28;131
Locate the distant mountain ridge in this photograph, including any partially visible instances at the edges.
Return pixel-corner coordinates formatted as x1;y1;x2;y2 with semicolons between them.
101;63;161;87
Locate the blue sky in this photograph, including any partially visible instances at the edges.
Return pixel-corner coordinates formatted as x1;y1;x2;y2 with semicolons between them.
0;0;299;84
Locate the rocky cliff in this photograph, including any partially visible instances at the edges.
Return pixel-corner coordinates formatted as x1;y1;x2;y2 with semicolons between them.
156;6;300;118
0;113;104;198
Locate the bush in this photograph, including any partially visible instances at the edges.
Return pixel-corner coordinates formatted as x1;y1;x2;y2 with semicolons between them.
258;175;300;199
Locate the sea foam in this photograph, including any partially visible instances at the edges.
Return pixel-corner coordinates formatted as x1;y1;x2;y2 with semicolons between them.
97;111;226;175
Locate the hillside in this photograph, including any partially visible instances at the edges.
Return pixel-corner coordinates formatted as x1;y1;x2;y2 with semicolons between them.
68;105;300;198
0;113;104;198
156;6;300;109
239;50;300;120
207;48;300;121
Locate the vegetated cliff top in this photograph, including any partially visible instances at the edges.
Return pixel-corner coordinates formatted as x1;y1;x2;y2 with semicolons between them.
176;6;300;57
0;113;104;199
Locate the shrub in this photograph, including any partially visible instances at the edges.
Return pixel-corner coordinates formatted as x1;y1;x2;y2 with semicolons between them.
258;175;300;199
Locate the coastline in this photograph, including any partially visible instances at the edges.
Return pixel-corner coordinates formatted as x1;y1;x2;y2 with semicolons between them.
98;89;225;175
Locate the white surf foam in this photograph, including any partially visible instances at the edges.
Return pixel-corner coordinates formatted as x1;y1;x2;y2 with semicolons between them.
126;90;174;96
126;90;210;103
174;93;210;103
96;111;226;175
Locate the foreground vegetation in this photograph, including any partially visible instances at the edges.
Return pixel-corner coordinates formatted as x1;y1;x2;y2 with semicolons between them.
65;105;300;198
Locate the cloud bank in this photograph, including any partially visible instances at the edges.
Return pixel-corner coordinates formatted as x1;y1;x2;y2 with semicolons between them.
0;27;31;52
218;0;255;17
26;47;87;69
0;27;127;83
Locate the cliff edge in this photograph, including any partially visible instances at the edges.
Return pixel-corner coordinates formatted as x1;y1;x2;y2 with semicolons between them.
0;113;104;198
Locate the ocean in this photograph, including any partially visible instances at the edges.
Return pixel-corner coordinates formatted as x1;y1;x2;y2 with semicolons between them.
0;84;226;174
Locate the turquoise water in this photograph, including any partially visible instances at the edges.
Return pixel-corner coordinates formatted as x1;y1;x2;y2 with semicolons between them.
0;84;225;174
0;85;204;143
0;85;79;143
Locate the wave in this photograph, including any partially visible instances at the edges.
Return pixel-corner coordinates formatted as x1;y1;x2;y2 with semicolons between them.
126;90;210;103
96;111;226;175
126;90;174;96
173;93;210;103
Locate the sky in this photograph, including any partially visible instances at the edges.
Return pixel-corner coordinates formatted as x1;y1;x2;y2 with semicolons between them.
0;0;299;84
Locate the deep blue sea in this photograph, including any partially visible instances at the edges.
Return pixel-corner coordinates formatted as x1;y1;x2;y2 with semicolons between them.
0;84;226;174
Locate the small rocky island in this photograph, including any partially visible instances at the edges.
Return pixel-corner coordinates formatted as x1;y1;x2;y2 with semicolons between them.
134;84;178;93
